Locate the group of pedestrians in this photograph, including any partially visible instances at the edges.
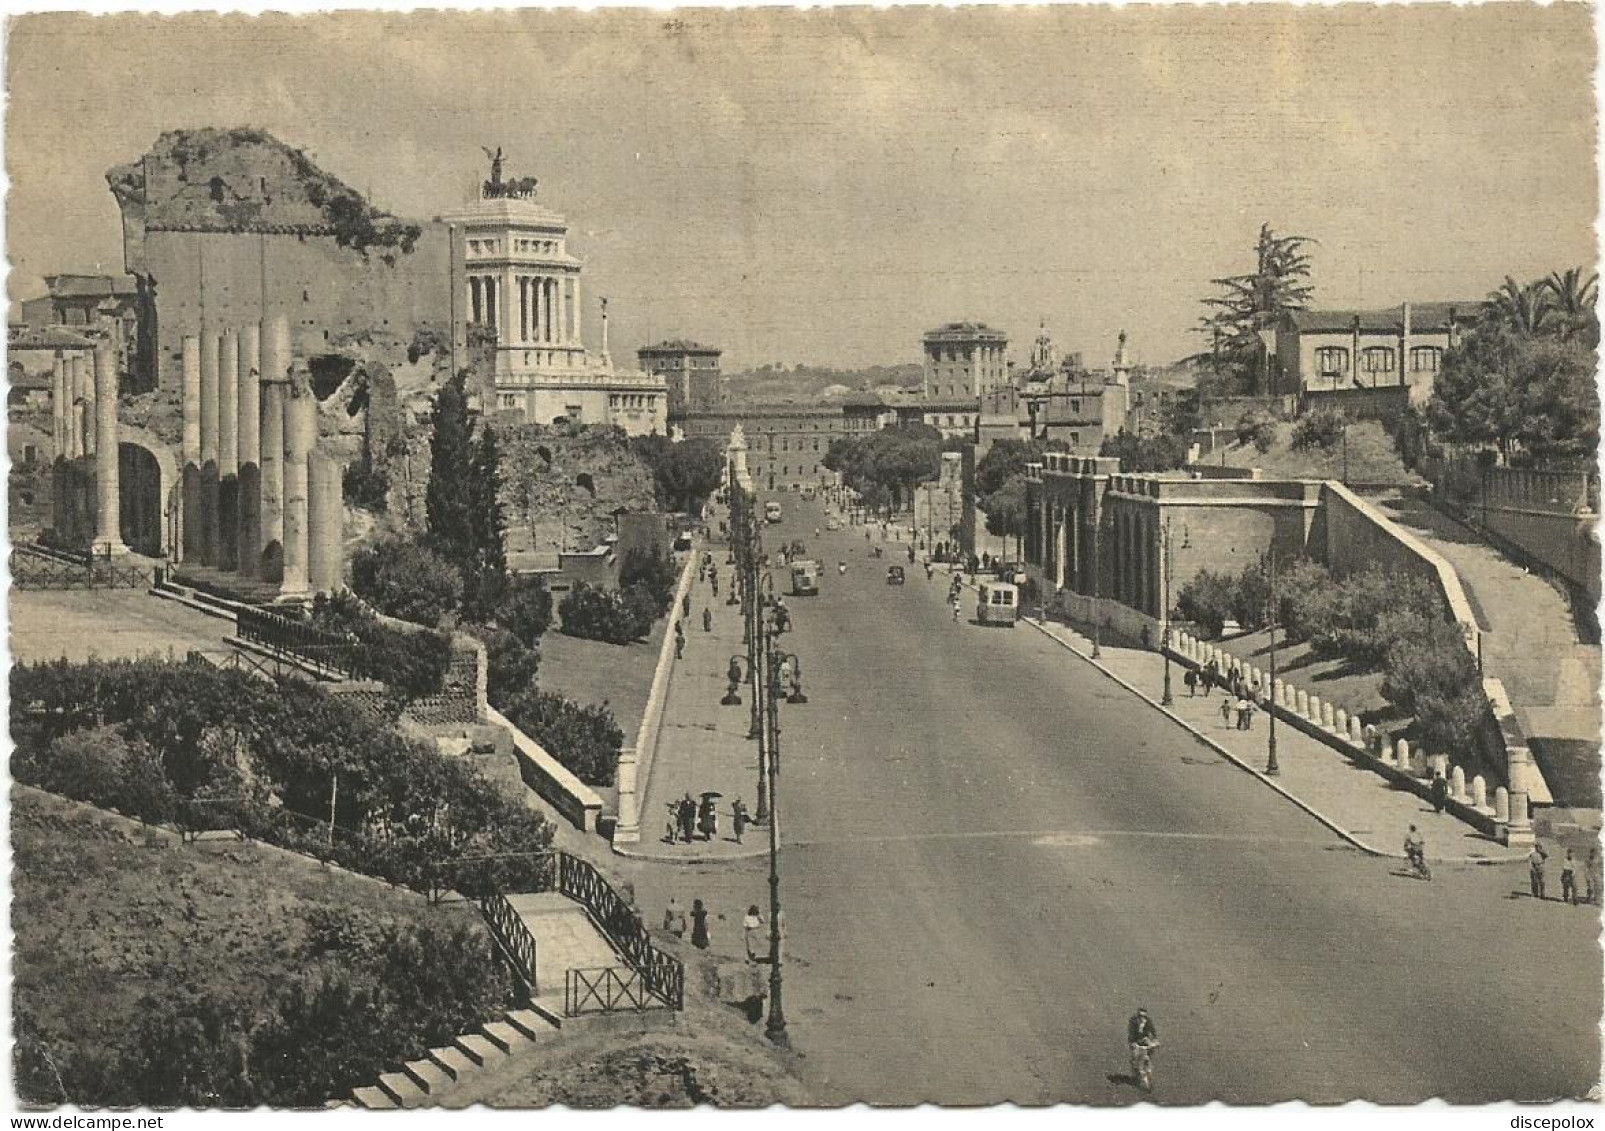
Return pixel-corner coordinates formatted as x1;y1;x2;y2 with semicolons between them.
660;898;770;961
1528;843;1602;905
666;792;751;846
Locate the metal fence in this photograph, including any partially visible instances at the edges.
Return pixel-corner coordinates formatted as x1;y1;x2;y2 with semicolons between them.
234;606;360;680
565;965;664;1017
554;851;684;1010
479;891;540;997
11;550;154;591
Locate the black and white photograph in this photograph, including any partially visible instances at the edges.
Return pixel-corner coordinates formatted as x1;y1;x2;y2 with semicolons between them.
4;3;1601;1114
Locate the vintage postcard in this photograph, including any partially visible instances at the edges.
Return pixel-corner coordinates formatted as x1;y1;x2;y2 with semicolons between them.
5;4;1600;1114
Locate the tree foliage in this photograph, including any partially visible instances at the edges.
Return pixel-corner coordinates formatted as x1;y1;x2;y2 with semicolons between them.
974;439;1064;499
557;582;655;645
632;435;725;513
503;689;624;786
1099;429;1189;473
824;424;943;514
1291;407;1347;452
349;537;463;628
1198;224;1317;393
425;370;477;569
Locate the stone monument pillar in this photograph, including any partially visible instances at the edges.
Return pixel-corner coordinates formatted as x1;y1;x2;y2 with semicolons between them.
181;336;202;563
199;331;221;566
237;322;263;578
258;316;290;580
279;366;315;599
307;451;344;594
92;345;126;555
217;328;240;570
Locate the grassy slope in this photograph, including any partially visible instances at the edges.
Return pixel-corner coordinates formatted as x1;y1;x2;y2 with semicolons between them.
1215;419;1423;487
1211;628;1405;745
12;786;486;1064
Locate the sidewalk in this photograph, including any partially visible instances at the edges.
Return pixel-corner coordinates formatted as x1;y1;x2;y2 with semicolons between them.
1015;602;1527;864
614;562;770;864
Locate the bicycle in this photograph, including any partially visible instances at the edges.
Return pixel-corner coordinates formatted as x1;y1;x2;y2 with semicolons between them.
1129;1039;1159;1094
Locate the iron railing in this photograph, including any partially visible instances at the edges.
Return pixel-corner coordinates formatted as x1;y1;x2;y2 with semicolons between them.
11;549;153;591
235;606;360;680
478;891;540;997
555;852;684;1010
565;965;664;1017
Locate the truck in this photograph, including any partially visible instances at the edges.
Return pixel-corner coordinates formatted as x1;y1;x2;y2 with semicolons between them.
790;559;820;596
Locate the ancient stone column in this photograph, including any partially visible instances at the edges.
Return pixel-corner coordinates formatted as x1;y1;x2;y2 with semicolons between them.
308;451;344;593
50;353;66;455
280;366;315;599
181;335;202;562
92;345;126;554
199;331;221;566
237;322;262;578
217;328;240;570
572;276;582;343
258;316;290;580
78;353;95;459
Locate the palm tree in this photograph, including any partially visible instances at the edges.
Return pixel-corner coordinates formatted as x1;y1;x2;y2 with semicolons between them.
1542;267;1599;346
1484;275;1553;338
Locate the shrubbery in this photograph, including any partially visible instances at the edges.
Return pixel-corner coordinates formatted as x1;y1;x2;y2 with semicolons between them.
503;689;624;786
349;537;462;627
1291;407;1347;452
1236;410;1278;453
14;915;515;1107
9;658;554;896
619;548;678;618
558;582;654;645
305;592;454;699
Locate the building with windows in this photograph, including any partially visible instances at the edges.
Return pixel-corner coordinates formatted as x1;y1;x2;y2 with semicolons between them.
1272;302;1477;403
638;339;722;418
922;321;1010;398
443;186;666;435
677;400;884;492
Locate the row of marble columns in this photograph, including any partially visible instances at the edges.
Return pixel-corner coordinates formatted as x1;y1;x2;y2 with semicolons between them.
50;345;126;554
1171;630;1535;845
179;315;343;597
466;273;580;347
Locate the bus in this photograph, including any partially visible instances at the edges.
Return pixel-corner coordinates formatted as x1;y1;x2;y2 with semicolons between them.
791;560;820;596
976;581;1020;626
764;501;783;524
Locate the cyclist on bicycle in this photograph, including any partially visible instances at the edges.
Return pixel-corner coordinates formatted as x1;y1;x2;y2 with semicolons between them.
1127;1007;1160;1092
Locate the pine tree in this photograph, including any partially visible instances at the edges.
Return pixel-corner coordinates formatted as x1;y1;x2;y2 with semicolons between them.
469;425;506;577
424;370;476;570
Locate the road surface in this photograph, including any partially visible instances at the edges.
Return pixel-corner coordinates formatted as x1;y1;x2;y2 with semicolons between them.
640;498;1601;1104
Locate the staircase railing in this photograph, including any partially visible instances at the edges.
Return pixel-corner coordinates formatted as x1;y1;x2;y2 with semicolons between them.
478;891;539;997
555;852;684;1010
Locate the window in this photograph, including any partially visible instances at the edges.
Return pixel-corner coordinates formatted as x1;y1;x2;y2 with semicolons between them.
1362;347;1396;373
1315;346;1348;377
1411;346;1442;373
1071;399;1081;414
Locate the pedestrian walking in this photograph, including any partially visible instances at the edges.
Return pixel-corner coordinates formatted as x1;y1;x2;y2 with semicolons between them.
703;606;713;633
1241;701;1255;731
690;899;710;949
698;795;718;841
1561;850;1578;905
743;904;765;961
1235;697;1251;730
952;596;961;623
681;594;691;619
679;794;697;844
1429;772;1448;814
663;897;688;939
732;799;749;844
674;631;685;659
1199;666;1213;698
1529;843;1549;899
1220;697;1233;728
711;575;720;599
1184;668;1198;698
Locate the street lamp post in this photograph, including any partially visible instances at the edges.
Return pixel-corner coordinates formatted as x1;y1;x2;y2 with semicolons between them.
1160;516;1174;706
1267;549;1280;776
762;624;788;1045
1091;501;1102;659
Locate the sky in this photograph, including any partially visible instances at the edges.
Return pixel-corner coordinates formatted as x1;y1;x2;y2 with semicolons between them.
5;5;1599;371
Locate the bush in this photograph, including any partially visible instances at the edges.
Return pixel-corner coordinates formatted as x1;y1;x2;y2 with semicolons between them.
306;593;454;699
1291;407;1347;452
495;576;553;648
1100;430;1190;473
503;690;623;786
349;537;462;627
1380;617;1486;755
618;547;678;618
1306;567;1442;667
1175;569;1238;638
558;583;653;645
472;625;539;708
342;460;389;514
22;726;174;820
1236;410;1278;454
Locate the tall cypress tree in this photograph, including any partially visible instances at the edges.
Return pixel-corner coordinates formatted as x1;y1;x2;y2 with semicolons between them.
424;370;476;569
469;425;507;577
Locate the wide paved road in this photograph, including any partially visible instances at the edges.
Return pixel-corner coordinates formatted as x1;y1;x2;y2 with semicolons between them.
753;497;1598;1104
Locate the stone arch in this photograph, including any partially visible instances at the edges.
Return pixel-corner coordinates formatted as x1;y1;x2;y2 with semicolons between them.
116;425;180;557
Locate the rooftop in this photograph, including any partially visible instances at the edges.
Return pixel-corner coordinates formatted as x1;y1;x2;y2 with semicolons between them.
1287;302;1483;335
923;321;1008;342
44;274;139;299
639;339;721;355
8;325;98;351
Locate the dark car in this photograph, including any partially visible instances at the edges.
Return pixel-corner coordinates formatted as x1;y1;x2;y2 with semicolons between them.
886;565;905;585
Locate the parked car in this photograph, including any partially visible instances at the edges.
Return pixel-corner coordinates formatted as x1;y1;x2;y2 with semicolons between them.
886;565;905;586
826;517;843;531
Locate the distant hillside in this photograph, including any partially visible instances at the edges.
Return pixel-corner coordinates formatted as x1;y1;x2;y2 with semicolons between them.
724;362;921;404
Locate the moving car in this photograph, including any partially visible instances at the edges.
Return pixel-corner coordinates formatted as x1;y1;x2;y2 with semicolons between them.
825;517;843;531
791;560;820;596
886;565;905;586
976;580;1019;626
765;501;784;524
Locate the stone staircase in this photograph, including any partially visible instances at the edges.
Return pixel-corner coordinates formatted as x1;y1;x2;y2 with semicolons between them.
349;1006;558;1109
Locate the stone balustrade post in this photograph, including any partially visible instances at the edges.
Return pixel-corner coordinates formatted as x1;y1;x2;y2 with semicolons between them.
1494;786;1510;823
1295;689;1309;718
1395;738;1410;772
1471;774;1488;811
1450;764;1467;801
1308;694;1323;724
1334;707;1348;737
